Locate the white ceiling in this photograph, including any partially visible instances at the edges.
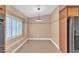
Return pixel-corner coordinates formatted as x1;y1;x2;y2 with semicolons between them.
12;5;57;17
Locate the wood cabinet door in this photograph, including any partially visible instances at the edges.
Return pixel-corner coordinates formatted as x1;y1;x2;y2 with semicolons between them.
0;5;5;14
59;8;67;19
68;7;79;16
59;17;67;53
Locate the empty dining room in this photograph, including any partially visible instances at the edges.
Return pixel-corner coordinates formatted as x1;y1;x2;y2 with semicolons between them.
0;5;79;53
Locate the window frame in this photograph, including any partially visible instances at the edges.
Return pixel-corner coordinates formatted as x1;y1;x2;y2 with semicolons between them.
6;14;23;40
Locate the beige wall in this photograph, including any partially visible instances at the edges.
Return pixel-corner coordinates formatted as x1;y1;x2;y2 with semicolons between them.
50;6;59;47
5;5;61;52
28;15;51;38
28;24;51;38
5;5;28;52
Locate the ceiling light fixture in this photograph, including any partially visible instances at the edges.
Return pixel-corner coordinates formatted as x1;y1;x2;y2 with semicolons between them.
36;5;42;22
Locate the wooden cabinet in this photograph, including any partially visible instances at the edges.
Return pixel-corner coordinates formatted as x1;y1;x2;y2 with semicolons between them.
0;5;5;14
68;7;79;16
59;17;67;53
59;8;67;19
59;7;68;53
59;6;79;53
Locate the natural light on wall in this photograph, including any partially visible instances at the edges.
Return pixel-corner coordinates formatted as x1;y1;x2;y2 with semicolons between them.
6;14;23;40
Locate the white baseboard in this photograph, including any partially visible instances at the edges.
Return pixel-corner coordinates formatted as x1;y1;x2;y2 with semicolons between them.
50;39;59;49
12;39;28;53
28;38;59;50
29;38;51;40
11;38;60;53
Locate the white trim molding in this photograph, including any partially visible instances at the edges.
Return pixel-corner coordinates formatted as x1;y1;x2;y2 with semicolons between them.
28;38;60;50
29;38;51;40
12;39;28;53
50;39;59;49
11;38;60;53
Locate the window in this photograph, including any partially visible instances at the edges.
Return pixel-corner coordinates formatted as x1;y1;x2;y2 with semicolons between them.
17;20;23;36
12;18;16;37
6;14;23;40
17;20;20;36
19;21;22;35
6;15;11;38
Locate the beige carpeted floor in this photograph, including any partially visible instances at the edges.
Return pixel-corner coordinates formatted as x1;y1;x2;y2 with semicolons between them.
16;40;60;53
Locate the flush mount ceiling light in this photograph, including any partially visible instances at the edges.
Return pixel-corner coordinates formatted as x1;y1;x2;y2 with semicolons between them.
36;5;43;22
35;5;41;12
